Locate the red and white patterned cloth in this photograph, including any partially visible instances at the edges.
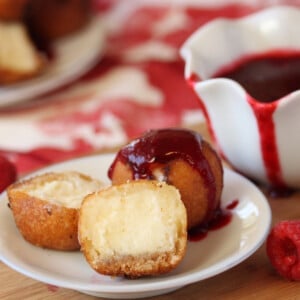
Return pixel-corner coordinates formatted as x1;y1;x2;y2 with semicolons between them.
0;0;298;179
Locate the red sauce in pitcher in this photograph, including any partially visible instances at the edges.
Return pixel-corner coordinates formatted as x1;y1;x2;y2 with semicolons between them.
213;50;300;103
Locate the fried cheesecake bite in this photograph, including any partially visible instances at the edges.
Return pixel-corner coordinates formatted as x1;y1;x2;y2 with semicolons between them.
7;171;103;250
108;128;223;230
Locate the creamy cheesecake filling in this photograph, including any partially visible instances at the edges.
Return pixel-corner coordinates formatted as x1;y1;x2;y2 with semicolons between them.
81;181;186;257
24;172;103;208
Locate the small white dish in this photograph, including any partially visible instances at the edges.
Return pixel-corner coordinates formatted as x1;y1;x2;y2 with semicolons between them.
0;153;271;299
0;16;105;107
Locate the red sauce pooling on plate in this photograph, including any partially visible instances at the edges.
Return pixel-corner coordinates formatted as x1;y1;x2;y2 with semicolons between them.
188;198;238;242
188;208;232;241
108;128;221;226
226;198;239;210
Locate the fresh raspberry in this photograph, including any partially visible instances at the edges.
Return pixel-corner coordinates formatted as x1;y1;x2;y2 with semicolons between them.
266;220;300;280
0;155;17;193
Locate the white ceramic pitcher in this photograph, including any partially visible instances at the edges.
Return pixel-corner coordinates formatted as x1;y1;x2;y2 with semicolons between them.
180;6;300;189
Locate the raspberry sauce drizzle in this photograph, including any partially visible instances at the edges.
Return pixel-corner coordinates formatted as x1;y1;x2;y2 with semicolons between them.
188;199;238;242
108;128;219;224
188;209;232;241
248;96;284;187
226;198;239;210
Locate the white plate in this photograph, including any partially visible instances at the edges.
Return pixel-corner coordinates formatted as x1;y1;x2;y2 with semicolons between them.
0;16;105;107
0;153;271;299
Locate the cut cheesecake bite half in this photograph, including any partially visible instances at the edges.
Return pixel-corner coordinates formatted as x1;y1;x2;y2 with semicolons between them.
7;171;104;250
79;180;187;278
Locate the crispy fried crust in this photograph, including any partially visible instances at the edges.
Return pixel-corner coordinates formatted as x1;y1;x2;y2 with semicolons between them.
7;171;103;251
79;180;187;278
8;191;79;250
166;140;223;228
84;250;186;279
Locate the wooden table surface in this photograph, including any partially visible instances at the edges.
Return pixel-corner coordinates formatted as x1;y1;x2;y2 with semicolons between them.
1;124;300;300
